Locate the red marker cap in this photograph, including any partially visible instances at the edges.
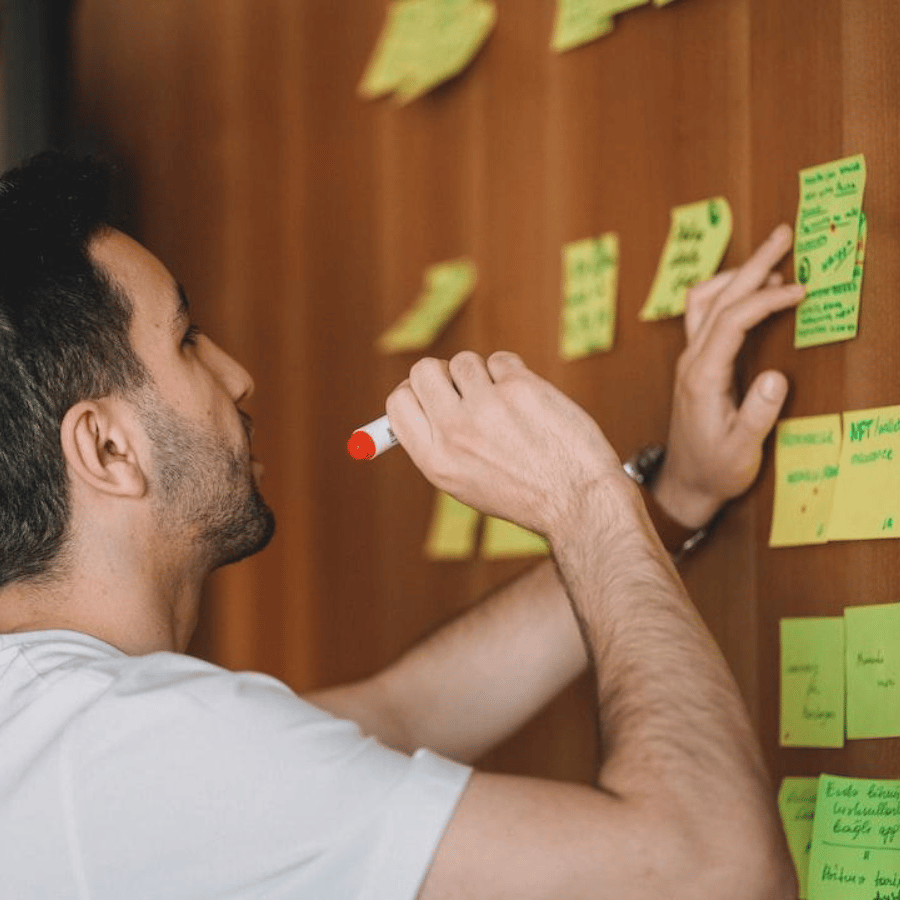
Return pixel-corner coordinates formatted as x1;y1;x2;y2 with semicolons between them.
347;430;377;460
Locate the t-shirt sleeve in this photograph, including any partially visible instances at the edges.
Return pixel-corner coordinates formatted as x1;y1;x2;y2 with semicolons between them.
61;656;472;900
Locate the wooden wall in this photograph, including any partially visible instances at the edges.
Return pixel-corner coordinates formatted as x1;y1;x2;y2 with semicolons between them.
69;0;900;787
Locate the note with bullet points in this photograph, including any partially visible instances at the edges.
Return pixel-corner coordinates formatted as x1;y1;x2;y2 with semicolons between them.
769;414;842;547
794;154;867;348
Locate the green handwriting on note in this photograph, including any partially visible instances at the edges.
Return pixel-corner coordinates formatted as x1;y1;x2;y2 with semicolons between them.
377;259;477;353
844;603;900;739
827;405;900;542
809;774;900;900
424;490;480;560
779;777;819;899
639;197;732;321
794;154;867;348
552;0;613;52
780;618;845;748
770;414;842;547
559;232;618;359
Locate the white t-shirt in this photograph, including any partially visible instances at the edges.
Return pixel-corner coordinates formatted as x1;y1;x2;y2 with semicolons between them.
0;630;471;899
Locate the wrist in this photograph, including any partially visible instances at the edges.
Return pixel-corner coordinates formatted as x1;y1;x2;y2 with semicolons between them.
651;461;722;531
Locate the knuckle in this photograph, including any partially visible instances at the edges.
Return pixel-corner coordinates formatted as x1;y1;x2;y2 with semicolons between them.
449;350;483;376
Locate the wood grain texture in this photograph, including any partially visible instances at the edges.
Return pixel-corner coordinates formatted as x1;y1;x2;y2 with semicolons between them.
70;0;900;786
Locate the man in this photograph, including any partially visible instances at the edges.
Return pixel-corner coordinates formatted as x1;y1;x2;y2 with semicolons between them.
0;152;802;898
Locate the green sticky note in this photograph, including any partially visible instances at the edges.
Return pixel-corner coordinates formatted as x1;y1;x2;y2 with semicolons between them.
827;405;900;542
808;774;900;900
639;197;733;321
780;618;845;748
778;777;819;900
481;517;549;559
552;0;613;52
424;491;480;560
794;154;867;348
769;414;842;547
358;1;429;99
377;259;477;353
844;603;900;739
397;0;496;103
597;0;649;15
560;232;618;359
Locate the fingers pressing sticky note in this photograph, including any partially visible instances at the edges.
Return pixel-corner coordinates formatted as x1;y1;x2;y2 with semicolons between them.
377;259;477;354
559;233;618;359
639;197;733;321
794;154;867;348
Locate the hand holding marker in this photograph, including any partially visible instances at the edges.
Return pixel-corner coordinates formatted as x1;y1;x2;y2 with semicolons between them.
347;415;398;460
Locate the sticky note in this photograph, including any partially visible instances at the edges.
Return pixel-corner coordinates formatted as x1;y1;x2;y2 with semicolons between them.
481;517;549;559
597;0;649;15
769;414;842;547
560;232;618;359
794;154;867;348
844;603;900;739
359;1;428;99
808;774;900;900
778;777;818;900
639;197;733;321
780;618;845;748
827;405;900;542
552;0;613;52
397;0;496;103
377;259;477;353
424;491;480;560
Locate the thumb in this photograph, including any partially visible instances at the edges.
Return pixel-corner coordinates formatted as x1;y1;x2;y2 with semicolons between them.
735;370;789;444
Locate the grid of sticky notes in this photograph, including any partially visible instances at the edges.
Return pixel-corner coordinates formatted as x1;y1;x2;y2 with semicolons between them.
552;0;678;53
359;0;496;103
377;259;477;354
560;233;618;359
781;603;900;748
794;154;867;348
779;774;900;900
770;406;900;547
638;197;733;321
424;490;549;560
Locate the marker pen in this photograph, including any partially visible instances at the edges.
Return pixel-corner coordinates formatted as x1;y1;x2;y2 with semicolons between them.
347;414;398;460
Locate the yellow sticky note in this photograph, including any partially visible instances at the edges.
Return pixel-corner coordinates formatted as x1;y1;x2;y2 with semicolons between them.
639;197;733;321
769;414;842;547
481;517;549;559
780;618;845;748
358;1;428;99
552;0;613;52
396;0;496;102
809;774;900;900
778;777;818;900
424;491;481;560
844;603;900;739
597;0;649;15
560;232;618;359
794;154;867;348
827;405;900;542
377;259;476;353
653;0;678;5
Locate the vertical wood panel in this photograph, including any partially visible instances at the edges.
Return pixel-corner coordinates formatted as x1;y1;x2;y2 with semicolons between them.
70;0;900;794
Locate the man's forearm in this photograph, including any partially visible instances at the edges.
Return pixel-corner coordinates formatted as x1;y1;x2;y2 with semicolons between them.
549;473;782;857
308;558;588;763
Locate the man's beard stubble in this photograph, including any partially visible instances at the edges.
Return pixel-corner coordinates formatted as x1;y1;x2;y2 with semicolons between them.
139;397;275;570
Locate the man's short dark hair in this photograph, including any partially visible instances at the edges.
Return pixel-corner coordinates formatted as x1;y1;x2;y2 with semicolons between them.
0;151;148;588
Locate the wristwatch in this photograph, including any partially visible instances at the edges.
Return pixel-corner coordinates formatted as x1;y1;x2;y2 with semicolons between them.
622;444;710;563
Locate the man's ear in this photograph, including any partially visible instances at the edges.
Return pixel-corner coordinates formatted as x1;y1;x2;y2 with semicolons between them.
60;399;147;499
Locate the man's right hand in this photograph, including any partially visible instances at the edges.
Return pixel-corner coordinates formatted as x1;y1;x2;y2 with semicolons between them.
386;350;631;542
